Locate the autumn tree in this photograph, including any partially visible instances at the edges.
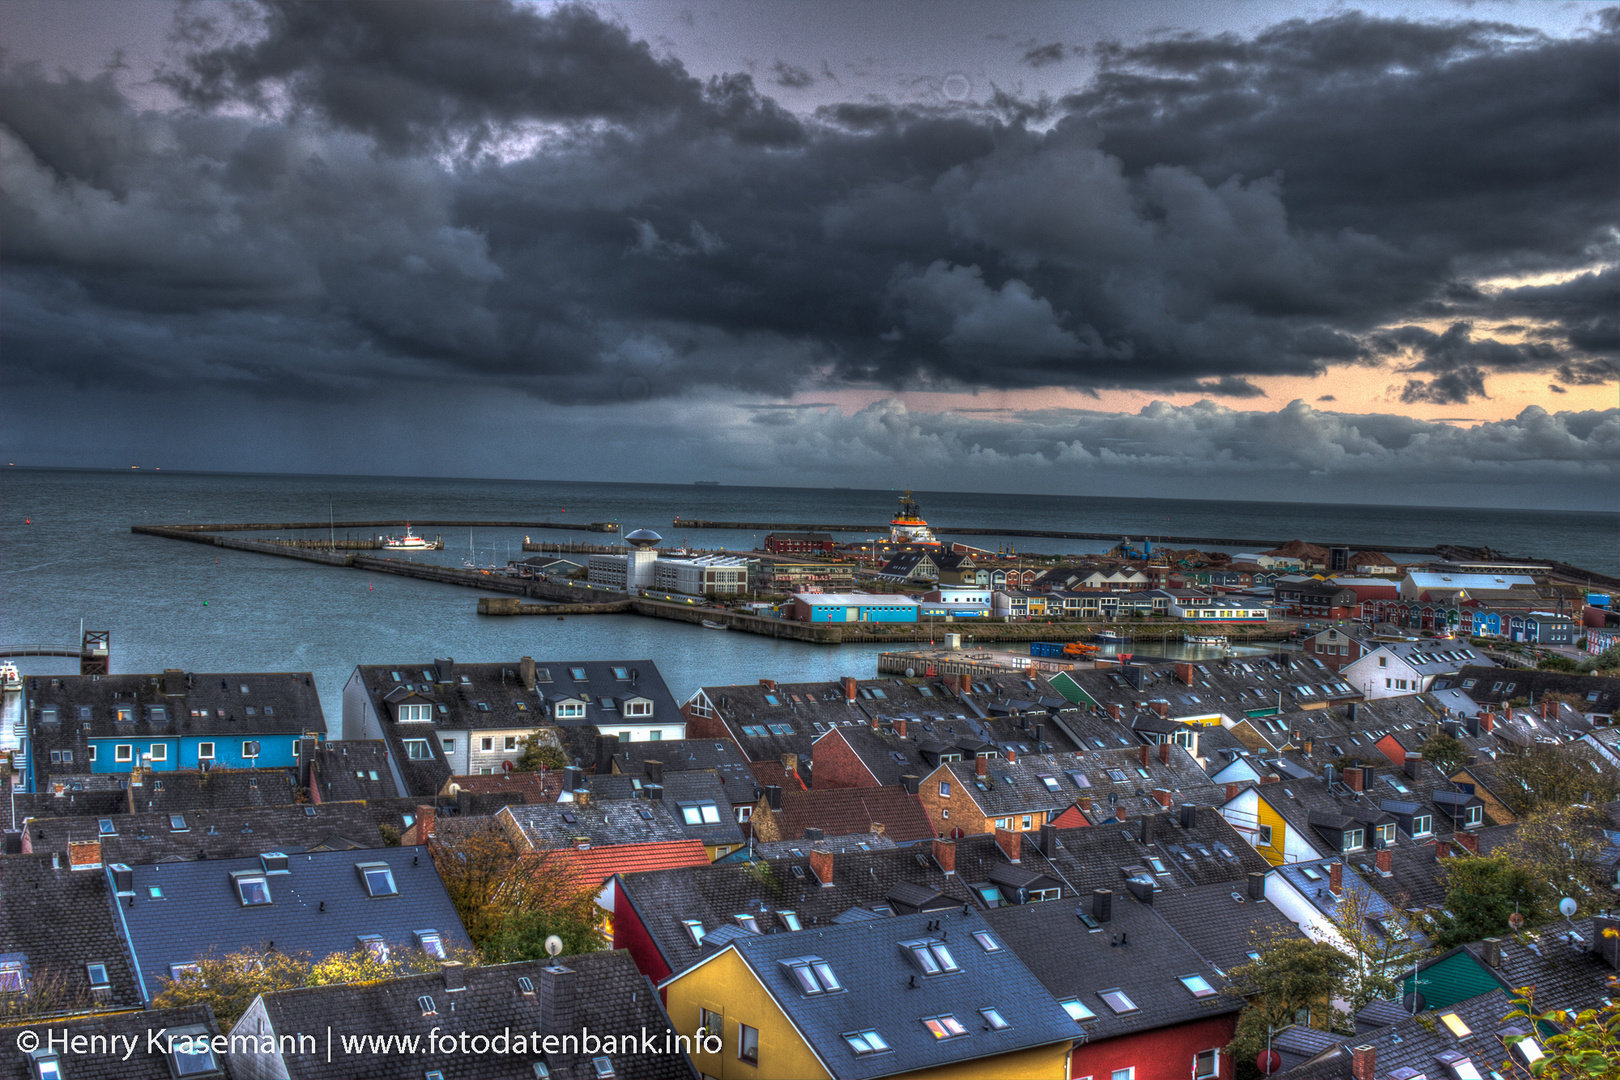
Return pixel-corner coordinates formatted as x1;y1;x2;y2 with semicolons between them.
1420;731;1468;778
0;966;96;1023
1433;854;1544;949
514;728;567;772
1316;885;1428;1011
1501;958;1620;1079
428;820;603;960
149;947;312;1027
1501;804;1612;910
1495;745;1620;815
1225;932;1353;1079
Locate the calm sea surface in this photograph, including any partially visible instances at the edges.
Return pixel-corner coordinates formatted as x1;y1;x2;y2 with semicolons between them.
2;469;1614;733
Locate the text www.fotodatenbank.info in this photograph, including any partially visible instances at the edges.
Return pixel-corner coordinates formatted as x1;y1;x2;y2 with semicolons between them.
15;1025;720;1061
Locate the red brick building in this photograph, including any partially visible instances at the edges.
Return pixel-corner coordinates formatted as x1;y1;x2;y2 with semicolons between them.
763;531;837;555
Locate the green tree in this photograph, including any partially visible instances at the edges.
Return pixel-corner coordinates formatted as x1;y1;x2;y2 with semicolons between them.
1225;933;1353;1079
1420;731;1468;778
1579;646;1620;676
1501;960;1620;1078
1434;854;1544;948
1497;745;1620;815
1317;885;1429;1010
1501;804;1612;910
1536;654;1578;672
514;728;567;772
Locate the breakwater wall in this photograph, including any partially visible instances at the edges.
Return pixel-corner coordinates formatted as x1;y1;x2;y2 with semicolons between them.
151;519;619;534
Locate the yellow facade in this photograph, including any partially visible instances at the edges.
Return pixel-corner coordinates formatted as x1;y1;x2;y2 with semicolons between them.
664;948;1071;1080
1254;795;1289;866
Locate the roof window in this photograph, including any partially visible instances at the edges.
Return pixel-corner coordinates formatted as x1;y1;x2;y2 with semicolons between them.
418;995;437;1016
98;819;116;836
591;1058;616;1079
1059;998;1095;1022
169;814;188;832
923;1015;968;1040
682;919;705;946
85;962;109;990
679;802;722;826
980;1006;1010;1030
1041;775;1061;793
164;1024;219;1077
1179;974;1217;998
1099;988;1139;1014
902;939;960;975
844;1030;890;1056
416;930;445;959
972;930;1000;952
357;862;398;897
232;872;272;906
778;910;801;932
570;668;587;681
1439;1012;1472;1038
358;935;389;962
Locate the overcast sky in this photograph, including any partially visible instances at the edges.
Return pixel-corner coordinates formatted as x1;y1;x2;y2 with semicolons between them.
2;0;1615;507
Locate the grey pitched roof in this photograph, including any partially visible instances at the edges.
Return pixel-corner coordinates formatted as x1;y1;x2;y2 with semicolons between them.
311;740;400;801
1041;653;1359;722
0;854;142;1013
610;737;759;805
1272;856;1428;946
0;1006;223;1079
587;770;745;847
114;845;469;1003
701;908;1075;1080
120;767;304;813
21;803;383;863
934;745;1225;820
985;893;1242;1043
750;832;899;858
246;952;687;1079
498;798;689;848
1433;665;1620;713
1150;882;1305;976
1468;917;1615;1017
1281;989;1519;1080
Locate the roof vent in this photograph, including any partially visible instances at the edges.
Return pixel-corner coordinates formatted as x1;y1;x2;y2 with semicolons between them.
260;852;290;874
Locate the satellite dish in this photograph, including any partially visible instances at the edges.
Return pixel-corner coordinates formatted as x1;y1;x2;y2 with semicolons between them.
502;760;513;772
544;935;564;957
1256;1049;1283;1075
1508;911;1525;931
1560;897;1578;918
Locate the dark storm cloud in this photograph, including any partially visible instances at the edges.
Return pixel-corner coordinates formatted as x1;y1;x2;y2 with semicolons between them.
1021;43;1068;68
1549;384;1567;393
1556;359;1620;385
1;2;1614;412
771;59;815;88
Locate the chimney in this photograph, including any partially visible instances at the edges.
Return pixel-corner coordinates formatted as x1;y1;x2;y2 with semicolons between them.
644;783;663;801
595;734;619;776
1404;752;1422;780
643;760;664;785
1138;745;1150;768
1141;812;1158;845
1032;723;1044;745
1006;748;1018;766
1038;822;1057;857
162;668;185;696
1541;698;1556;720
110;864;133;894
1126;876;1154;905
1593;917;1620;970
870;712;881;732
1175;663;1196;685
760;679;777;693
1481;711;1495;733
573;789;591;808
932;837;956;875
869;821;885;836
520;656;536;690
1455;832;1479;854
895;718;908;738
900;774;919;795
1247;871;1266;902
803;827;824;842
1179;803;1196;829
457;788;472;816
1351;1045;1376;1080
440;961;466;992
68;839;102;871
781;753;799;780
765;785;782;810
1115;803;1128;822
435;657;455;684
1479;937;1504;969
1328;861;1343;896
1078;795;1093;814
539;962;577;1033
563;765;583;791
414;805;435;842
1151;700;1169;719
298;738;316;790
808;843;835;886
1376;849;1393;876
1091;888;1113;923
1435;841;1450;861
975;755;988;777
1225;782;1244;803
1151;788;1172;809
995;827;1021;863
1346;767;1364;793
960;673;972;694
1463;714;1480;738
1158;742;1171;765
841;676;856;702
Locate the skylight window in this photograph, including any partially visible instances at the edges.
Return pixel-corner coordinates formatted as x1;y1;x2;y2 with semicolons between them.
1440;1013;1472;1038
1099;988;1139;1014
86;962;109;989
680;802;723;826
779;911;801;932
981;1007;1011;1030
358;935;389;963
98;819;116;836
169;814;187;832
783;956;842;994
416;930;445;959
165;1024;219;1077
1041;775;1061;793
844;1030;890;1055
682;919;705;946
1060;998;1095;1022
1301;866;1323;881
972;930;1000;952
923;1015;969;1040
1180;974;1217;998
233;873;272;906
357;863;398;897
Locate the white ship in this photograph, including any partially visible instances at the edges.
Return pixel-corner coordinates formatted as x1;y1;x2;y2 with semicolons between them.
382;525;433;551
889;491;939;545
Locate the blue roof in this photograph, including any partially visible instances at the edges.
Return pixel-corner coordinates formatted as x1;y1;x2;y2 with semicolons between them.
109;845;468;1002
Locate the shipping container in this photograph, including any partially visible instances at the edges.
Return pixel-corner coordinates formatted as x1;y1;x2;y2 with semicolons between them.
1030;642;1067;658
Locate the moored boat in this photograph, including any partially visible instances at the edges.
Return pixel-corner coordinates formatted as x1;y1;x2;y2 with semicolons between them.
383;525;433;551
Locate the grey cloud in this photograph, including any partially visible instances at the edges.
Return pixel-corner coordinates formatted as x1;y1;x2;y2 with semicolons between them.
1193;376;1268;398
1022;43;1068;68
1400;367;1489;404
1317;394;1336;401
771;60;814;88
1549;383;1567;393
1556;358;1620;385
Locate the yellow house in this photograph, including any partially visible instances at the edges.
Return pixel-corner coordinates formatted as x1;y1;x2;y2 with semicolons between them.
661;908;1074;1080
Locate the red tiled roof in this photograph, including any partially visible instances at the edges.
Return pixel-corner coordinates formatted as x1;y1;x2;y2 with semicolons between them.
772;786;935;844
441;771;562;803
1050;804;1090;829
556;840;711;892
748;760;807;791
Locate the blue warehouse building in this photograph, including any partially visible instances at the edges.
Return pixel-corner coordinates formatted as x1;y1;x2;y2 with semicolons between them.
791;592;922;623
23;669;325;791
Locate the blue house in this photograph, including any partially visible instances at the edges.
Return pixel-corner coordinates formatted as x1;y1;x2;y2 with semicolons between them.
25;669;325;790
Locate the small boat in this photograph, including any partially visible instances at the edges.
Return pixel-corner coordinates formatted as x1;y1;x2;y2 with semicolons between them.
1183;632;1229;647
701;619;728;630
0;663;21;693
383;525;433;551
1093;630;1126;644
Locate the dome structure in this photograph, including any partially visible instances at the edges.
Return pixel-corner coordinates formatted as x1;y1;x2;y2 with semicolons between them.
624;529;662;549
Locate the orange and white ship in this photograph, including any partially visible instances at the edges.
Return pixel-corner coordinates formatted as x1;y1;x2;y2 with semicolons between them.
889;491;940;546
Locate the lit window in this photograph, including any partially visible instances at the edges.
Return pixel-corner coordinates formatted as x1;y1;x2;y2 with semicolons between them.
1440;1013;1472;1038
923;1015;968;1040
981;1007;1010;1030
1060;998;1095;1022
358;863;398;897
1180;974;1217;998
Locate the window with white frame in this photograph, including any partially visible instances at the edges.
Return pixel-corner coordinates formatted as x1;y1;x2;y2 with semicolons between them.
403;739;432;760
197;742;214;759
623;700;652;718
399;704;432;722
1195;1049;1220;1079
114;744;133;763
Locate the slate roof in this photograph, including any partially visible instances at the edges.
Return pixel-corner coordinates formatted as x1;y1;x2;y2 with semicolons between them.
0;1005;224;1080
587;770;745;847
0;854;142;1013
1043;653;1358;724
689;908;1075;1080
1017;807;1273;893
751;833;899;858
1272;856;1429;947
1281;988;1521;1080
0;787;125;835
439;770;564;804
610;737;760;805
986;891;1242;1044
1435;666;1620;715
20;803;383;863
114;845;469;1003
246;951;687;1079
498;798;689;849
1150;881;1305;976
931;745;1225;821
123;767;302;812
1468;916;1616;1017
759;786;935;844
311;740;399;801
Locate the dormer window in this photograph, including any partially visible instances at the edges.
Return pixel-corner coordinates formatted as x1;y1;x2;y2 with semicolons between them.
358;863;398;897
399;704;432;722
623;700;652;718
232;872;272;906
778;911;801;932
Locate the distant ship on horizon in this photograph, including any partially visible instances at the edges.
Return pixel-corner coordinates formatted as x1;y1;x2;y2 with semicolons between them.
694;480;720;485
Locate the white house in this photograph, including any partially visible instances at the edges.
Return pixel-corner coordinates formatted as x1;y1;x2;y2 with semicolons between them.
1340;642;1493;700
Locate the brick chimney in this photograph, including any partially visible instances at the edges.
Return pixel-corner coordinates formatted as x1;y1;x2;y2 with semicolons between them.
761;678;779;693
975;754;988;777
841;676;856;702
1481;711;1495;733
869;821;885;836
413;805;435;843
1107;703;1123;720
1152;788;1172;809
781;753;799;781
1351;1045;1375;1080
808;843;835;886
1346;767;1364;792
1077;795;1092;815
1225;782;1243;802
68;838;102;871
573;789;591;808
1115;802;1128;821
932;837;956;875
1541;699;1556;720
1006;748;1018;765
870;712;881;731
995;827;1021;863
1375;849;1392;876
1175;663;1196;685
1150;700;1169;718
1328;861;1343;896
1435;841;1450;861
1455;832;1479;854
1138;745;1150;768
1158;742;1170;764
895;717;908;738
960;673;972;694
